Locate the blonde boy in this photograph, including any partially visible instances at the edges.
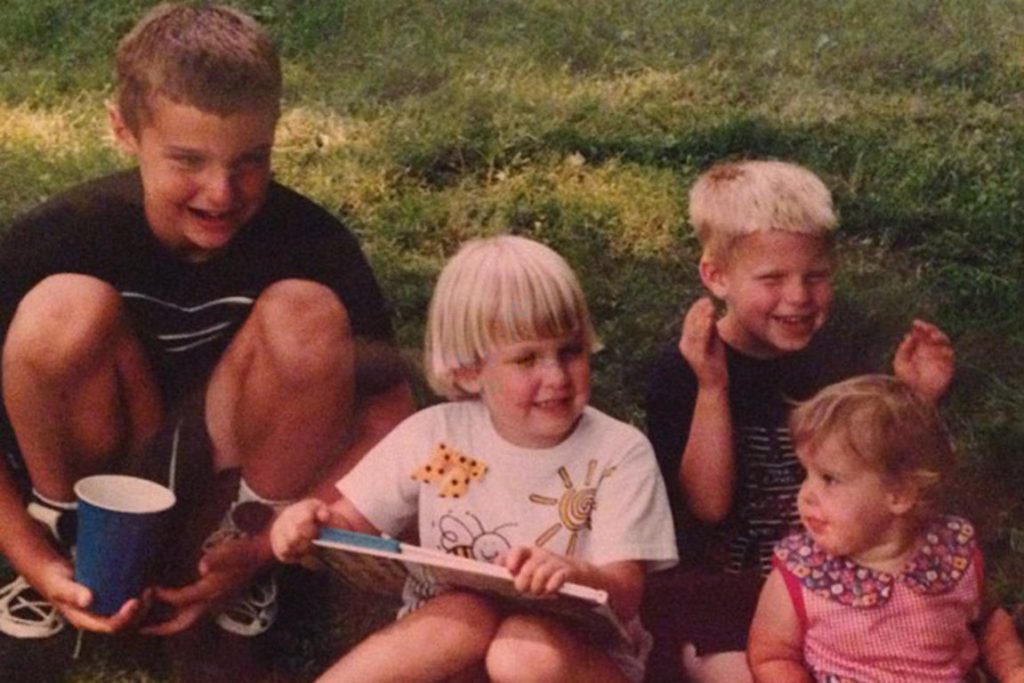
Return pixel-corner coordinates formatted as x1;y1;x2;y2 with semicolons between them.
272;235;678;682
0;3;412;641
644;160;955;682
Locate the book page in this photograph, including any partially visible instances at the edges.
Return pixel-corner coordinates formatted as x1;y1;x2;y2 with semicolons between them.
313;528;628;644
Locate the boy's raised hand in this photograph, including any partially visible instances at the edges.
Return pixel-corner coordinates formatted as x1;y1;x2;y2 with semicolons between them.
679;297;728;390
893;319;955;402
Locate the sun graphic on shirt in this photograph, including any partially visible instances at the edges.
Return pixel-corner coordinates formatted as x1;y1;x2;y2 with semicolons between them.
529;459;616;556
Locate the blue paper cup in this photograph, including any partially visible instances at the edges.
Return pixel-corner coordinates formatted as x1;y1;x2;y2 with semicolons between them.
74;474;176;616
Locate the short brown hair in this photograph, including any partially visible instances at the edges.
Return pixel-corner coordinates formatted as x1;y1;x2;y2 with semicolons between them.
115;3;282;134
789;374;954;517
689;160;837;264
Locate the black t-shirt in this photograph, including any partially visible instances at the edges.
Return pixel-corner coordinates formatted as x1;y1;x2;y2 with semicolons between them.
644;322;870;574
0;170;394;455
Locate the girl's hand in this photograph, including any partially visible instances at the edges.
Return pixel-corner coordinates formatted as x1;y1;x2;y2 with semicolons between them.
679;297;728;391
893;319;954;402
500;546;577;596
270;498;330;563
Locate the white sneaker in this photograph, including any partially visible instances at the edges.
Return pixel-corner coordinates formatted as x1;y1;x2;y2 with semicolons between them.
203;501;278;637
215;574;278;637
0;576;65;639
0;501;73;639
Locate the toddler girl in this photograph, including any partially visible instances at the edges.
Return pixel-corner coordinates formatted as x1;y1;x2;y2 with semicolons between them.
271;235;678;682
748;374;1024;682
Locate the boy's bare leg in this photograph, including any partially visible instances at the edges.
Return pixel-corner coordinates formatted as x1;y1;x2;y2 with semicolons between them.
151;280;351;613
145;280;355;633
317;592;501;683
486;613;632;683
3;274;162;501
0;274;162;630
145;280;414;635
205;279;354;500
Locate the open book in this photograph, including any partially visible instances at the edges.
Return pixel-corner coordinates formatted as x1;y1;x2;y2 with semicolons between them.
312;527;629;644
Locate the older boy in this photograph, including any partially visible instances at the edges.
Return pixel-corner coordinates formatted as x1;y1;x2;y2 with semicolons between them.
0;4;413;640
643;160;954;682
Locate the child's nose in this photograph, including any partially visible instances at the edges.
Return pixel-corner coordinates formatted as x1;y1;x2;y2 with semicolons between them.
784;279;811;305
797;480;816;506
540;358;570;384
202;168;236;208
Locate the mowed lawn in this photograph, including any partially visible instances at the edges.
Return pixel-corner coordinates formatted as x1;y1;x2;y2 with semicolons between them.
2;1;1024;680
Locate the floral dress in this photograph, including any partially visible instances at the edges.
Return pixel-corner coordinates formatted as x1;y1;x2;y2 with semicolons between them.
774;516;983;683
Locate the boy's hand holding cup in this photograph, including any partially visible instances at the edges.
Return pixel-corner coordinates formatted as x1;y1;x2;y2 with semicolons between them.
73;474;175;617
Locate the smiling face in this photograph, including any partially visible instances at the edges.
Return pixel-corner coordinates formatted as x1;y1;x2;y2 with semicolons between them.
458;333;590;449
111;95;276;262
703;230;834;358
796;435;908;564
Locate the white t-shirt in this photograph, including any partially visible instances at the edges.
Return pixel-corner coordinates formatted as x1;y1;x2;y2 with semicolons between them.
340;401;678;574
339;401;678;682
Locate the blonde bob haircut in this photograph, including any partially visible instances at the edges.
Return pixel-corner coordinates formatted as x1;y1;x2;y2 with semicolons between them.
689;160;837;264
789;374;954;519
115;3;282;136
425;235;600;399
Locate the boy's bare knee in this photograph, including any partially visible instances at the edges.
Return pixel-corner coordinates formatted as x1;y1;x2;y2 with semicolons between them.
5;274;123;373
253;279;347;327
487;615;574;683
248;279;352;378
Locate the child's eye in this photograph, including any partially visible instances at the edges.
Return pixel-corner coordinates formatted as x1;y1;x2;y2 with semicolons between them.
558;342;585;361
171;155;204;170
512;354;536;367
822;473;839;486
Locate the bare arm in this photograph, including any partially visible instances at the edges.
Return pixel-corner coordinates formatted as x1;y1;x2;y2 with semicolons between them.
981;607;1024;683
681;382;734;522
678;297;735;522
748;569;812;683
0;462;63;585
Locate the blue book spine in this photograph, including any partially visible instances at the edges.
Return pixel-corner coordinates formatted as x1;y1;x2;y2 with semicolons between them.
318;527;401;553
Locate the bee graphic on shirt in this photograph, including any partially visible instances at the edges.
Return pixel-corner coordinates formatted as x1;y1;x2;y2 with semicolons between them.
438;511;515;563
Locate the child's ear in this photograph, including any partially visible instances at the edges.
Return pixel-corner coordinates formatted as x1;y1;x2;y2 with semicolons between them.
886;480;919;516
699;254;729;300
452;366;482;395
108;104;139;155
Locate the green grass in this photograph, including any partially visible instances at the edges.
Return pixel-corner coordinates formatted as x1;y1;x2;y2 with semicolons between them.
3;0;1024;679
